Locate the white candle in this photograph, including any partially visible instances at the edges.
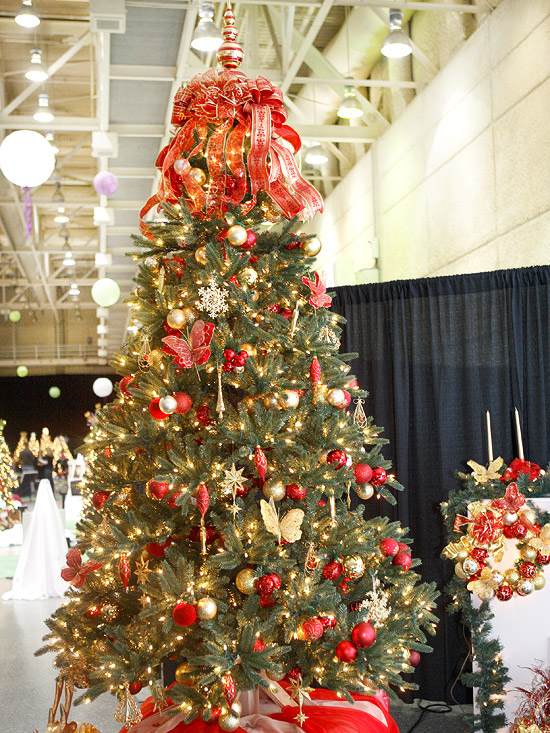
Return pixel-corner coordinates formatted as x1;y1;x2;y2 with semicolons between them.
514;407;525;460
486;410;494;463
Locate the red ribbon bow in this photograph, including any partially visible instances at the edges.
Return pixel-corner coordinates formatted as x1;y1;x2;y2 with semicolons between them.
453;510;503;546
140;69;322;236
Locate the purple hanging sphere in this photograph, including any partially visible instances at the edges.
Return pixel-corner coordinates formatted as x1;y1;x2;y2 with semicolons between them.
93;171;119;196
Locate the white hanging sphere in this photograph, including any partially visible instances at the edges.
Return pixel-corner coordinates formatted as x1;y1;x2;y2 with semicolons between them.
91;278;120;307
0;130;56;188
93;377;113;398
158;395;178;414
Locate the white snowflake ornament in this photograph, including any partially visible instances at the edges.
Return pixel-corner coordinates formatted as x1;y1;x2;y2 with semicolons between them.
198;277;229;319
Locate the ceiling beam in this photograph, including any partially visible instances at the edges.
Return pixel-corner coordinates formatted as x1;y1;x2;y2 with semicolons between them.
0;116;97;131
3;32;91;116
124;0;482;10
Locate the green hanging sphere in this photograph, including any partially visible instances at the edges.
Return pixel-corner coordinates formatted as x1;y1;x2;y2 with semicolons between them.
9;310;21;323
49;386;61;399
16;365;28;378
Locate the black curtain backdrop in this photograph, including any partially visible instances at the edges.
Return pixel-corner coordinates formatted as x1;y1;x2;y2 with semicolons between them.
0;374;115;452
333;266;550;703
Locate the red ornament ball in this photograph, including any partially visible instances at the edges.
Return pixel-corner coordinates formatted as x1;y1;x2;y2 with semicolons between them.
518;560;537;578
371;467;388;486
342;390;352;408
259;594;276;608
409;650;421;668
302;618;325;641
286;483;307;500
149;397;169;420
393;551;412;571
398;542;411;554
351;622;377;649
119;375;134;397
92;491;110;510
536;552;550;565
242;230;257;250
174;392;193;415
495;584;513;601
253;638;266;652
380;538;400;557
147;480;170;501
195;404;213;427
354;463;373;484
286;667;302;682
326;450;347;470
84;605;102;619
129;681;143;695
172;601;197;627
145;539;171;558
268;573;282;590
256;575;276;596
104;446;112;459
335;640;357;663
322;561;343;581
470;548;489;563
513;522;528;539
503;525;516;539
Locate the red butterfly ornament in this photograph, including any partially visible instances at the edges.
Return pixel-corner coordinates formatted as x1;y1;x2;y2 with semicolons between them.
162;320;214;368
61;548;102;588
491;482;526;513
301;272;332;309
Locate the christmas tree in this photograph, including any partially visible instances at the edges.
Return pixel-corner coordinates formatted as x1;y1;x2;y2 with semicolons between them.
40;426;54;455
39;8;438;731
0;419;17;507
28;431;40;457
12;430;28;467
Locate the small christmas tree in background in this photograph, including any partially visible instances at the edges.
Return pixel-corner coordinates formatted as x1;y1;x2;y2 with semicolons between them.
40;427;54;455
28;431;39;457
38;7;438;731
12;430;28;467
0;419;18;511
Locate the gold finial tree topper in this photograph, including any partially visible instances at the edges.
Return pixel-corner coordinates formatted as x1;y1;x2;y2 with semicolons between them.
217;1;244;69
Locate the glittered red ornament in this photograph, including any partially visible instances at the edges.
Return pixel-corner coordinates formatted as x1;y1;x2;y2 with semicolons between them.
129;681;143;695
223;673;237;706
354;463;373;484
536;552;550;565
322;561;343;581
119;554;131;589
119;375;134;397
302;618;324;641
393;551;412;571
371;467;387;486
379;538;400;557
280;308;293;320
172;601;197;627
195;404;213;427
326;450;347;469
256;575;276;596
84;605;102;619
335;640;357;662
286;483;307;500
145;539;171;558
503;525;516;539
398;542;411;553
149;397;169;421
174;391;193;414
268;573;282;590
342;390;352;408
495;584;513;601
319;614;337;629
309;356;322;386
339;580;350;594
147;480;170;501
104;446;112;459
242;230;257;250
253;638;266;652
351;622;377;649
470;548;489;563
286;667;302;682
92;491;110;510
518;560;537;578
409;650;421;668
513;522;528;539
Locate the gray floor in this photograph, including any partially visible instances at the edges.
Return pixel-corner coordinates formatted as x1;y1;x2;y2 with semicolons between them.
0;575;470;733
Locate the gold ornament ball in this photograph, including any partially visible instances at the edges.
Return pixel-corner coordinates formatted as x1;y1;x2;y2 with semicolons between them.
455;562;468;580
491;570;505;586
462;558;479;576
236;568;257;595
477;586;495;601
263;394;279;409
197;596;218;620
219;713;240;732
343;555;366;580
277;390;300;409
101;603;119;623
505;568;520;585
301;236;322;257
262;478;286;502
226;224;248;247
240;343;257;358
189;167;206;186
521;546;538;562
175;662;193;685
167;308;187;329
355;483;374;500
533;573;546;591
517;579;534;596
240;267;258;286
178;306;196;325
195;246;207;265
503;511;519;526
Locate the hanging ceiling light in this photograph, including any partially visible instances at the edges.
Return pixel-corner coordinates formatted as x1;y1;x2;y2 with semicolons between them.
381;9;412;59
54;206;70;225
191;2;222;52
33;93;54;123
337;85;364;120
62;235;75;268
15;0;40;28
25;48;48;82
305;144;329;167
68;283;80;299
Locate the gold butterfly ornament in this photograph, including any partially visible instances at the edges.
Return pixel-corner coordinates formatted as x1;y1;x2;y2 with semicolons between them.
260;498;304;544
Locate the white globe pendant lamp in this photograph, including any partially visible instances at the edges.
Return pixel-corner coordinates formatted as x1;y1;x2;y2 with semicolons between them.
0;130;56;188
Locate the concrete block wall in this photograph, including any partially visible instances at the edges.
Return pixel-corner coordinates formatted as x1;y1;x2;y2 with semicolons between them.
314;0;550;285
